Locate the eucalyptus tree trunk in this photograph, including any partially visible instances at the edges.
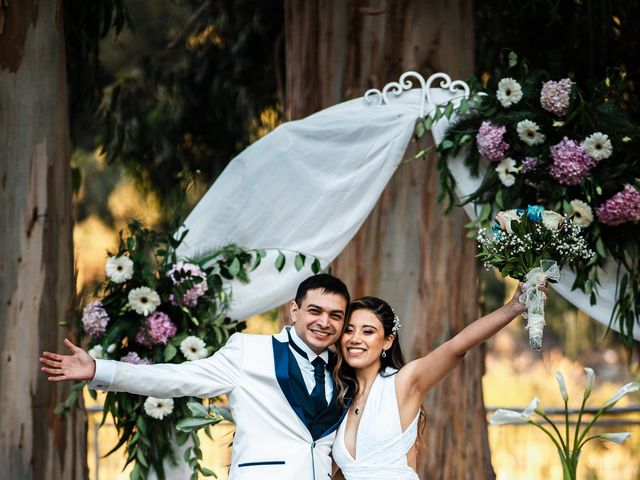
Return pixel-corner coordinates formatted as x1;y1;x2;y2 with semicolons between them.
0;2;87;479
285;1;495;478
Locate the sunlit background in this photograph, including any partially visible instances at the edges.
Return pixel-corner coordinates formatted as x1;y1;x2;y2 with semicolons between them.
73;148;639;480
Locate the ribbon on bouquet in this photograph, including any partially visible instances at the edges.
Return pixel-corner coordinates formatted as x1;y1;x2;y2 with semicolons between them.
519;259;561;351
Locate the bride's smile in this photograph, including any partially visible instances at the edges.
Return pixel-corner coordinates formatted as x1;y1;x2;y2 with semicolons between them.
340;309;394;369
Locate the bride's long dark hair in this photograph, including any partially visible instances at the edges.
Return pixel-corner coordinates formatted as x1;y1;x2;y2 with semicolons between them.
333;296;406;406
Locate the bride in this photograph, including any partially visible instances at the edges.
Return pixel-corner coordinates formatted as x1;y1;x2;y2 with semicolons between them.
331;284;535;479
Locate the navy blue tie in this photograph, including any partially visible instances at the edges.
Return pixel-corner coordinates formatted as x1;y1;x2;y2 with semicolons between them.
310;357;328;410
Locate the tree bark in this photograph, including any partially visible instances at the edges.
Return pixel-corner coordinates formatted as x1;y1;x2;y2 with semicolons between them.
0;1;87;479
285;1;494;478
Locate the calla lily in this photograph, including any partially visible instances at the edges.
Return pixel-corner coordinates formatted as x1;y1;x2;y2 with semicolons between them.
604;382;640;408
599;432;631;445
489;397;539;425
583;367;595;401
556;371;569;403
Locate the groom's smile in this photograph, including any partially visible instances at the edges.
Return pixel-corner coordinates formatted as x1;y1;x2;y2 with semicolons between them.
290;288;346;354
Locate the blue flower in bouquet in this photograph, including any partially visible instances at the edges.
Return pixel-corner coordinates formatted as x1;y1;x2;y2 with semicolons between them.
527;205;544;222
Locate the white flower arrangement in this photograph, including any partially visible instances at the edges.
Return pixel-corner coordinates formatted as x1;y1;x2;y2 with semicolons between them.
496;77;523;107
143;397;175;420
180;336;209;361
105;255;134;283
568;199;593;227
582;131;612;160
495;157;519;187
128;286;161;316
516;119;546;146
489;369;638;480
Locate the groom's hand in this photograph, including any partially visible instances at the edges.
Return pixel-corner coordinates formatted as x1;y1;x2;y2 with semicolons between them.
39;338;96;382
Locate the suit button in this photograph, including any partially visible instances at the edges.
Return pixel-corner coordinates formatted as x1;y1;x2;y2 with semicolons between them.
311;441;316;448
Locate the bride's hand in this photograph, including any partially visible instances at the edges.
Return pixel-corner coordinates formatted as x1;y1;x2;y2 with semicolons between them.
508;281;548;316
39;338;96;382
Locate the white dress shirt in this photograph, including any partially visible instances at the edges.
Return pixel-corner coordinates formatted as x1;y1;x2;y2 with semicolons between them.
287;327;333;404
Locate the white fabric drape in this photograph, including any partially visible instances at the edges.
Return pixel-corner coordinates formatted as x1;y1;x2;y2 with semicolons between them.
177;87;638;340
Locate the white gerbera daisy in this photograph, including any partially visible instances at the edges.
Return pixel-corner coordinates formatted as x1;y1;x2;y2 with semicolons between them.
569;199;594;227
496;78;523;107
88;345;105;359
495;157;519;187
143;397;174;420
128;286;161;316
180;336;209;361
583;132;612;160
105;255;134;283
516;119;546;146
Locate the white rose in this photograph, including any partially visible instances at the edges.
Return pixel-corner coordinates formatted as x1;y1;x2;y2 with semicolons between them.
501;209;522;234
541;210;564;230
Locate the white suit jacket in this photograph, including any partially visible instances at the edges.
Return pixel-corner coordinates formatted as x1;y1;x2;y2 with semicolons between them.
90;328;343;480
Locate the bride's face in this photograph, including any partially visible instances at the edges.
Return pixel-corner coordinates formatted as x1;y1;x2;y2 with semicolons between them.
340;309;393;369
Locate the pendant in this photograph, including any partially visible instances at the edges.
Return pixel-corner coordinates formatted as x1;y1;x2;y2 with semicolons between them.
354;407;360;415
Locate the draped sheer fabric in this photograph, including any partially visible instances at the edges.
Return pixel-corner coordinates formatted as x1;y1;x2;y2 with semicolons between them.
176;85;638;340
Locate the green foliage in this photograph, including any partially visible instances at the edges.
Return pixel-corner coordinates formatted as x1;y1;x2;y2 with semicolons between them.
426;54;640;346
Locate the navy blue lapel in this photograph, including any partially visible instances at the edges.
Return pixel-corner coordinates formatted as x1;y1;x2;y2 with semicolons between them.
272;336;308;428
318;384;352;439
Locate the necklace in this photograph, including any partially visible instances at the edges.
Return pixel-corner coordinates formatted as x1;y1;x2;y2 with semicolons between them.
353;384;372;415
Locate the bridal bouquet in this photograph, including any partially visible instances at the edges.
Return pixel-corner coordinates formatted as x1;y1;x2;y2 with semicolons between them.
477;205;593;349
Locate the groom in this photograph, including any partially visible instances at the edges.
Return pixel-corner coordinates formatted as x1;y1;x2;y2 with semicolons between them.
40;274;350;480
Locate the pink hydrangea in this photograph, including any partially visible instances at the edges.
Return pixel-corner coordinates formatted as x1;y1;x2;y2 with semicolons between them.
120;352;152;365
540;78;573;116
596;185;640;226
549;137;597;186
167;261;208;307
81;301;110;338
476;121;510;162
136;311;177;347
521;156;541;173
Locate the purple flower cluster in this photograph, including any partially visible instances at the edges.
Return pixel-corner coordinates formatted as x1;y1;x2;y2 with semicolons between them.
82;301;110;338
549;137;597;186
596;185;640;226
521;156;541;173
120;352;152;365
476;121;509;162
136;311;177;347
168;261;208;307
540;78;573;116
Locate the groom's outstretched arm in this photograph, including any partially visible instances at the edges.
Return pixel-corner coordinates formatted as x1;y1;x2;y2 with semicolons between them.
40;334;243;399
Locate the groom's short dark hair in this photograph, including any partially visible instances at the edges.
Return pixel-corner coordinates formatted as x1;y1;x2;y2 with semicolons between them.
295;274;350;307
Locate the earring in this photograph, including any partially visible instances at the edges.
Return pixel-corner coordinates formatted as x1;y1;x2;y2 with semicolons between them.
381;350;387;358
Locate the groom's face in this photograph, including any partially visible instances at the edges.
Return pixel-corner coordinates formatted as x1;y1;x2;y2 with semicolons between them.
290;288;347;354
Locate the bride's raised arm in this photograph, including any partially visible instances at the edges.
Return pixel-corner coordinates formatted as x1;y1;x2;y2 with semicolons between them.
397;283;530;404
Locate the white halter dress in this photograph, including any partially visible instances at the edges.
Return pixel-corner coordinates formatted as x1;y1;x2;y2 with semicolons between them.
332;368;420;480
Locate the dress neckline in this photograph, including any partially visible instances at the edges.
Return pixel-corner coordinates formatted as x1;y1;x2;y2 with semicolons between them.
339;370;420;463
